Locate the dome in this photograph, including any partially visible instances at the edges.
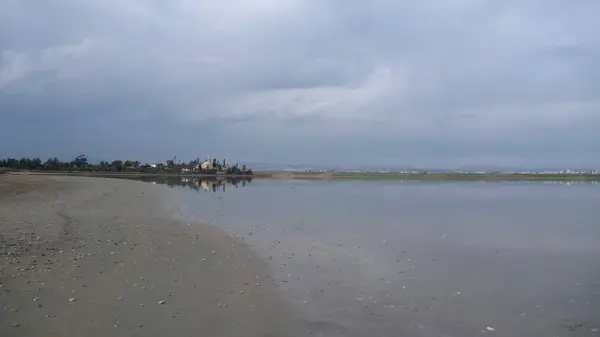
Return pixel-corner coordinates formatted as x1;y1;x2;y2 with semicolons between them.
201;160;212;170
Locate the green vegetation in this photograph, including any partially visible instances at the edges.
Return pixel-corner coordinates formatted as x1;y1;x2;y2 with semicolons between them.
253;170;600;182
0;155;253;176
330;171;600;181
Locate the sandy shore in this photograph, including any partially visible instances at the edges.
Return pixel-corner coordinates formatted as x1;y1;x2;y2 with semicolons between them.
0;174;298;337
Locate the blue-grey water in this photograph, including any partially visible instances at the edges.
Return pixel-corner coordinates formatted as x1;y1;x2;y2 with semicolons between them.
163;178;599;337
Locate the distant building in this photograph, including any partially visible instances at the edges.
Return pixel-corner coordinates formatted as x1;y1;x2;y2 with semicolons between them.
201;154;212;170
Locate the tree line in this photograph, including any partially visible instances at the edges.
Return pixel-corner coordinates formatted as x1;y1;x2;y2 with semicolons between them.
0;155;253;175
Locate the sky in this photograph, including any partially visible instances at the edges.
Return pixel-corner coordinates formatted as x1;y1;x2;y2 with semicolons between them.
1;0;599;169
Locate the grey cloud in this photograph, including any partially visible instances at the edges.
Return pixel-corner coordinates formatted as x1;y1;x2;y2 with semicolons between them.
1;0;599;167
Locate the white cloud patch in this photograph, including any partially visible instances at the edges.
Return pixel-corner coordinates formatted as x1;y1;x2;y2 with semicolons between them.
0;39;96;93
228;66;399;120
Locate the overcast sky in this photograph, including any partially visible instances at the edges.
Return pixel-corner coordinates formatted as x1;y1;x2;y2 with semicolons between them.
1;0;599;168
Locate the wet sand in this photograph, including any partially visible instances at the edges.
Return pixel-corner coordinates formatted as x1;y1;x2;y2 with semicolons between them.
0;174;296;337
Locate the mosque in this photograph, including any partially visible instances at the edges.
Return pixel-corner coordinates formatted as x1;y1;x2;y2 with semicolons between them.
200;155;213;171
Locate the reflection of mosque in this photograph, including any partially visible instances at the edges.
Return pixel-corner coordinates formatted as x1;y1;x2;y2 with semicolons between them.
200;180;212;192
133;175;251;192
159;177;251;192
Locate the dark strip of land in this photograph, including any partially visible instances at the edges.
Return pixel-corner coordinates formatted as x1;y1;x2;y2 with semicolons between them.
254;171;600;181
8;170;600;182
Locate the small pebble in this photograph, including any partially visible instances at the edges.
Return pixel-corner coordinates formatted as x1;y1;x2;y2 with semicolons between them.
158;300;166;305
69;297;76;303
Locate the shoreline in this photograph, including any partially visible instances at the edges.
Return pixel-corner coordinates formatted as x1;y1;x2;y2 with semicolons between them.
0;174;298;336
4;170;600;182
254;170;600;181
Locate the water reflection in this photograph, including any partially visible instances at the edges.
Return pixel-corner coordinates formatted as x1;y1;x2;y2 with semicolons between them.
130;176;252;192
173;180;600;337
124;175;600;192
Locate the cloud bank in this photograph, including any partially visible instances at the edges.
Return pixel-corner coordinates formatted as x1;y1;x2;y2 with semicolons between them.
1;0;599;167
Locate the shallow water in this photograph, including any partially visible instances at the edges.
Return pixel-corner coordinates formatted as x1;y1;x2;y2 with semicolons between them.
163;178;600;336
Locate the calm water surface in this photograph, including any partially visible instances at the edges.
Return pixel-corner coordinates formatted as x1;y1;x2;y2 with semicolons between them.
164;178;600;337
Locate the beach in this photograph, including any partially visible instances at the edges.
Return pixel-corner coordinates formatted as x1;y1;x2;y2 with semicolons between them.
0;174;297;337
2;174;599;337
